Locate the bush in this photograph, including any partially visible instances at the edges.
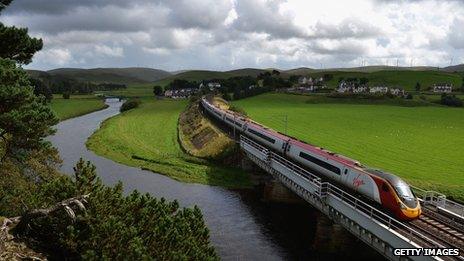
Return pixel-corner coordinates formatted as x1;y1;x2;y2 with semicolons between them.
14;159;219;260
228;105;247;116
62;92;70;99
406;93;413;100
120;99;141;112
440;94;463;107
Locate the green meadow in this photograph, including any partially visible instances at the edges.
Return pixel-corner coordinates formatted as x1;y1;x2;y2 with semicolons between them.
233;93;464;201
50;95;108;121
86;98;250;188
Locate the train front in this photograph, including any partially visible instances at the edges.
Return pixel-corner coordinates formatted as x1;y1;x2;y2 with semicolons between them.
393;181;422;220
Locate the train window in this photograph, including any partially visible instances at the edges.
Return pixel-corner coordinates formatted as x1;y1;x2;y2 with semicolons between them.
247;128;275;144
344;169;348;175
299;152;341;175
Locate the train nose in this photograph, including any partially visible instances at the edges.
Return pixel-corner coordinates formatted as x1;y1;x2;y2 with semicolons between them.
401;202;422;219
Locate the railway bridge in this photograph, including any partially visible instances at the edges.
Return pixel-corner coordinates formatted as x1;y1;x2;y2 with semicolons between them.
200;100;464;261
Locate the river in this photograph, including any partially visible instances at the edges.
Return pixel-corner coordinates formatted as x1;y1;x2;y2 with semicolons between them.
48;99;381;260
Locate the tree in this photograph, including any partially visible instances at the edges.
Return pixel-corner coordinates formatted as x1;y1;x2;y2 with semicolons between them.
415;82;421;92
30;77;53;102
461;77;464;92
0;0;58;160
62;91;70;99
153;85;163;96
271;69;280;76
0;25;43;65
0;59;58;160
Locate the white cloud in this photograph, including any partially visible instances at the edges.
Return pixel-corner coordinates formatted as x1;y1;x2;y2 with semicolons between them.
1;0;463;70
94;45;124;57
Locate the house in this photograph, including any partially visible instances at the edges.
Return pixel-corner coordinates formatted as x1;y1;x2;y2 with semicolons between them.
164;90;173;97
433;84;453;93
207;82;221;90
337;81;368;93
165;88;198;99
390;88;405;96
370;86;389;94
298;76;311;85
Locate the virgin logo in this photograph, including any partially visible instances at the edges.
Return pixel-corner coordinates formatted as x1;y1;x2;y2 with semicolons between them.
353;174;365;188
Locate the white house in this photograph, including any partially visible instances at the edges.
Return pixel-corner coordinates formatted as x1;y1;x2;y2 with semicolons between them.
390;88;405;96
164;90;173;97
207;82;221;90
433;84;453;93
337;81;368;93
370;86;389;94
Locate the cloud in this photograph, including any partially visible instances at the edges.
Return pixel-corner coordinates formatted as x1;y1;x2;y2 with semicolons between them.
448;18;464;49
308;18;382;39
94;45;124;57
1;0;463;70
231;0;307;39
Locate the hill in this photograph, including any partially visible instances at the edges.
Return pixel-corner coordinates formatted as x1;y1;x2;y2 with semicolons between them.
295;70;461;90
443;64;464;73
46;67;172;84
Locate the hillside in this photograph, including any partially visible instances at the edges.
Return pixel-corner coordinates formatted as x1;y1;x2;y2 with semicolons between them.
443;64;464;73
302;70;461;90
45;67;171;84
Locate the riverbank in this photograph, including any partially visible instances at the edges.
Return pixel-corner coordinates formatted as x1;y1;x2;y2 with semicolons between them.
86;98;251;188
233;93;464;201
50;95;108;121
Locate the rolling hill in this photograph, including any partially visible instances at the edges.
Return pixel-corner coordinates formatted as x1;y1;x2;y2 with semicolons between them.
46;67;172;84
442;64;464;73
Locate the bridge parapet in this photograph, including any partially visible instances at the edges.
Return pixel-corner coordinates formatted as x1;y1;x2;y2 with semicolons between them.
240;135;446;261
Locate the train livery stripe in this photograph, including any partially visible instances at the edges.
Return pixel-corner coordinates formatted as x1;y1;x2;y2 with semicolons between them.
299;152;341;175
247;128;276;144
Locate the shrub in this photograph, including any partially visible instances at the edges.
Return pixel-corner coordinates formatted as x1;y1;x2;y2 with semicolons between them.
405;93;413;100
228;105;247;116
14;159;219;260
120;99;141;112
62;92;70;99
440;94;463;107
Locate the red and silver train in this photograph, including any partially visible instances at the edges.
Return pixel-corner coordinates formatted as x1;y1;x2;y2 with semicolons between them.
201;97;421;220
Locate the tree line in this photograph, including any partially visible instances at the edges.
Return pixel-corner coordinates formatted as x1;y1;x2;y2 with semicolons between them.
30;72;127;101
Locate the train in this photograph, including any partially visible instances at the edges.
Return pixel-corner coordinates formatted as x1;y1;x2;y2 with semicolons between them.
200;97;421;220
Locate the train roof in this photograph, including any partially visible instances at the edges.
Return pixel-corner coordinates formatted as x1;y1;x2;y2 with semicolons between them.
363;168;408;187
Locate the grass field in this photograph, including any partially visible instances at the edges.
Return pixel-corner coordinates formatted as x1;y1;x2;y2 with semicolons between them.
233;93;464;201
50;95;108;121
86;99;250;188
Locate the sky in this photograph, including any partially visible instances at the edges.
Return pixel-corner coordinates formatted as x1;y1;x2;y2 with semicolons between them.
1;0;464;71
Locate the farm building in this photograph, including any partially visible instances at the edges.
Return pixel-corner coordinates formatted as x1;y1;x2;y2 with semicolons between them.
165;88;197;99
370;86;389;94
337;81;368;93
432;84;453;93
390;88;405;96
207;82;221;90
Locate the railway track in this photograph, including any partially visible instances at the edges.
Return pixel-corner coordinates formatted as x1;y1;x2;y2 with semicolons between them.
405;208;464;261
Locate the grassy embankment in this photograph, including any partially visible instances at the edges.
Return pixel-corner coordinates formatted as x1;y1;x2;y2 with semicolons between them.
86;98;250;188
233;93;464;201
178;100;236;159
50;94;108;121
